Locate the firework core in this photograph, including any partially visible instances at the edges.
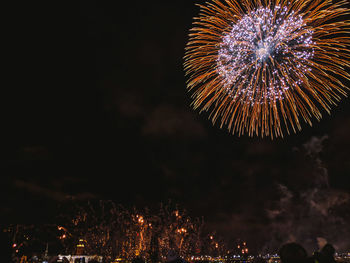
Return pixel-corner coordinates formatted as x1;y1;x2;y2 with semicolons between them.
217;6;314;104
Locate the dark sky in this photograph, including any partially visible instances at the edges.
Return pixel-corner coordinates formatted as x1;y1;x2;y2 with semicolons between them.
2;0;350;253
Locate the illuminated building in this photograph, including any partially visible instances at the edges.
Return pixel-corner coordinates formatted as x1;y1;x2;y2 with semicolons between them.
76;239;86;255
57;239;103;263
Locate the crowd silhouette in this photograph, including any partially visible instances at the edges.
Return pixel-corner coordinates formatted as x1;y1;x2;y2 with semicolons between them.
278;242;337;263
159;242;338;263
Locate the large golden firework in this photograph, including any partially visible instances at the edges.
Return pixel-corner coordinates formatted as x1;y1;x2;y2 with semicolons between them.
184;0;350;138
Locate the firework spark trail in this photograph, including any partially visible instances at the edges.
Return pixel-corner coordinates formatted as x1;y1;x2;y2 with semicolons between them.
184;0;350;138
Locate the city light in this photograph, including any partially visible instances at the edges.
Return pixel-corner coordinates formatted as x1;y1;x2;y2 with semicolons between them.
176;228;187;234
59;234;66;239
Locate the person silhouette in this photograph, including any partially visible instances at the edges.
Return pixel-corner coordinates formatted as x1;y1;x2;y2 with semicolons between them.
318;244;337;263
279;243;308;263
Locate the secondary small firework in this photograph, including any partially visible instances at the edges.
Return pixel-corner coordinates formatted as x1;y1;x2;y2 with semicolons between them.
184;0;350;138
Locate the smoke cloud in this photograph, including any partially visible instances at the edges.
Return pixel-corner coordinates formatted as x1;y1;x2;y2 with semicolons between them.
262;136;350;253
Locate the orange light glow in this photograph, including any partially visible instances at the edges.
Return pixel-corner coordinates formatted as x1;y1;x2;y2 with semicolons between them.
176;228;187;234
138;216;144;224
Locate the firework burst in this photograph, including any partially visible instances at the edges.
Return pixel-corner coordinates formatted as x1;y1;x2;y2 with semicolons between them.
184;0;350;138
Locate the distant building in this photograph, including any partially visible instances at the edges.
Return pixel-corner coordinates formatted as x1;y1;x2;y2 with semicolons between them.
57;254;103;263
58;238;103;263
76;239;86;255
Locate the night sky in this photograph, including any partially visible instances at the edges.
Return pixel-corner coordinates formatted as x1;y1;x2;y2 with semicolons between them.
2;0;350;253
